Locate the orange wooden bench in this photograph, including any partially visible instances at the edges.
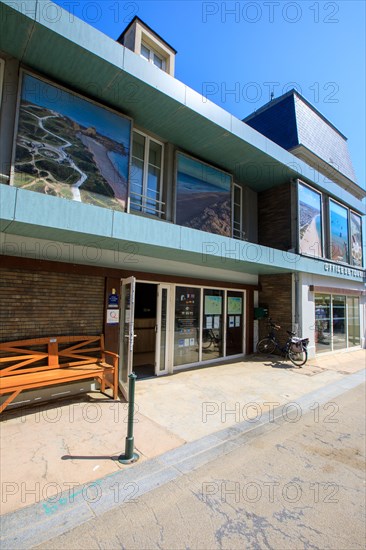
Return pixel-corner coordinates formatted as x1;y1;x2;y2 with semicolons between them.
0;335;119;414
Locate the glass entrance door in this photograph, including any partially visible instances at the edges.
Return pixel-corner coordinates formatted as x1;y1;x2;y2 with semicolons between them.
119;277;136;400
155;284;170;375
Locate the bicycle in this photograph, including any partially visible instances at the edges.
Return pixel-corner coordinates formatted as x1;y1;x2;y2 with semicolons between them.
201;328;220;349
256;318;309;367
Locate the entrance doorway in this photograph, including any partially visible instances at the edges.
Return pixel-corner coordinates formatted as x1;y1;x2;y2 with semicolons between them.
119;279;171;396
133;282;157;379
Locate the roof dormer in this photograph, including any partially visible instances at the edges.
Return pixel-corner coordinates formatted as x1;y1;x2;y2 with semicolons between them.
117;16;177;77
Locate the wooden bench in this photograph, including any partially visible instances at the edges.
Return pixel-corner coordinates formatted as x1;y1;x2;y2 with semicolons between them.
0;335;119;414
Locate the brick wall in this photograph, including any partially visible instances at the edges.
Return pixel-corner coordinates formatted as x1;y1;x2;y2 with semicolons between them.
258;183;292;251
258;274;293;343
0;268;105;342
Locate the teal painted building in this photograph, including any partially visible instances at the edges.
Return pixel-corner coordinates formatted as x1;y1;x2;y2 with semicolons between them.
0;2;364;405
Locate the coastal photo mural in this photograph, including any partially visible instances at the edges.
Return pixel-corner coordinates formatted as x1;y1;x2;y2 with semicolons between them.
350;212;363;267
298;182;323;257
12;73;131;211
329;200;349;263
176;153;232;236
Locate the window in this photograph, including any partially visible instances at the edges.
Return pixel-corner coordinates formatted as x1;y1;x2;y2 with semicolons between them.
233;183;244;240
315;293;360;353
140;41;166;71
130;131;164;216
298;182;323;257
329;199;349;263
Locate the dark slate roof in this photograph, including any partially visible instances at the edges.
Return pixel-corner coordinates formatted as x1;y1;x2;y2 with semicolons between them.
243;90;358;186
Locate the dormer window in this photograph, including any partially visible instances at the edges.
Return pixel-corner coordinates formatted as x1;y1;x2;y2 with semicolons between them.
118;16;177;77
140;41;166;71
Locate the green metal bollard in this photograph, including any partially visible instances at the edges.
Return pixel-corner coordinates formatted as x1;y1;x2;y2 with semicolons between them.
118;372;140;464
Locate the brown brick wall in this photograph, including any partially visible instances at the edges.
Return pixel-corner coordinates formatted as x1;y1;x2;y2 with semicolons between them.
258;183;292;250
0;268;105;342
258;274;293;343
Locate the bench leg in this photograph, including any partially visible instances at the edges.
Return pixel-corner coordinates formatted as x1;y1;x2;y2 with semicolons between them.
0;389;22;414
113;366;118;400
101;377;106;393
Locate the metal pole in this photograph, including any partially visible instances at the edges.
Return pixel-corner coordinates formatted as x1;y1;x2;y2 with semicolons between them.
118;372;139;464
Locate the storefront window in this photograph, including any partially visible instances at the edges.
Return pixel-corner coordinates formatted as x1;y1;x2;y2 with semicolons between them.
315;293;360;353
226;291;244;356
202;289;224;361
174;287;200;366
315;294;331;353
347;297;360;347
332;295;346;350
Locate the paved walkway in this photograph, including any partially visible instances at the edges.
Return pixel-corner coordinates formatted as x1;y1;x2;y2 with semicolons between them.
0;350;364;523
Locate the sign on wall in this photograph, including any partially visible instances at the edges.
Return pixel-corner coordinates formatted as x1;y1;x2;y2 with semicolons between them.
12;73;131;211
176;153;232;236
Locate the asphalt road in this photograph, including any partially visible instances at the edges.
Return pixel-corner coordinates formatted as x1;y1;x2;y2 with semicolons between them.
37;383;366;550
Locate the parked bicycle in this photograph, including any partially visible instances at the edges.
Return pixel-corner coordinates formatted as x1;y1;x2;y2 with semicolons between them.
256;318;309;367
201;328;221;349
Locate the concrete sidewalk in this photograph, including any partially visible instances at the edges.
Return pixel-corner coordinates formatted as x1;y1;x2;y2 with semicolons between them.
0;350;365;517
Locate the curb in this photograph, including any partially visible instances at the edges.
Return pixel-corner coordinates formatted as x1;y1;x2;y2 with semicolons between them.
1;368;365;549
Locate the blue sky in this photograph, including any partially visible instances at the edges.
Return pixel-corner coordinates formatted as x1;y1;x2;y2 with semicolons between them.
53;0;365;189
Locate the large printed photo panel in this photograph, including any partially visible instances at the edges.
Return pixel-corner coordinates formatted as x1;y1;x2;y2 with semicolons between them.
12;73;131;211
298;181;323;258
176;153;232;236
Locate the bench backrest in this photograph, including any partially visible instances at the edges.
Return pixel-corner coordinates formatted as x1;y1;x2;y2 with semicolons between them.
0;335;105;377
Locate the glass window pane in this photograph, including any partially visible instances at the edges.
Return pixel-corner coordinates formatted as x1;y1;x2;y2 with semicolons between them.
130;158;143;211
174;287;200;367
132;132;145;161
298;182;323;258
332;295;346;350
202;289;224;361
153;54;163;69
347;296;360;347
141;44;150;60
226;292;244;356
315;294;331;353
329;200;349;263
149;140;162;167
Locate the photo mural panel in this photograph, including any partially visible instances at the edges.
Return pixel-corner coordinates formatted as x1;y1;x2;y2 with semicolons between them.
176;153;232;236
12;73;131;211
298;182;323;257
329;200;349;263
350;212;363;267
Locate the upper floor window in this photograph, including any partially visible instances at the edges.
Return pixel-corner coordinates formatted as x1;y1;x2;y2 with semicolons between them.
140;41;166;71
130;130;164;217
233;183;244;240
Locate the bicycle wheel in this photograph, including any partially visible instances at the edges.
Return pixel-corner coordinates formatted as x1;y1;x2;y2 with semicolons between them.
201;334;212;349
257;338;276;354
288;345;307;367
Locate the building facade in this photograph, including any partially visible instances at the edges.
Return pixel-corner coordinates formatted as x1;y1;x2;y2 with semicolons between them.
0;3;364;406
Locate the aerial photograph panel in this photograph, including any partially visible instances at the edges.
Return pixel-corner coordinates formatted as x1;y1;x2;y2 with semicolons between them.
12;73;131;210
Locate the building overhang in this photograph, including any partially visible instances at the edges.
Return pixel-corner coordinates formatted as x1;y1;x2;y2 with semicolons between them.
1;186;365;284
0;0;364;214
